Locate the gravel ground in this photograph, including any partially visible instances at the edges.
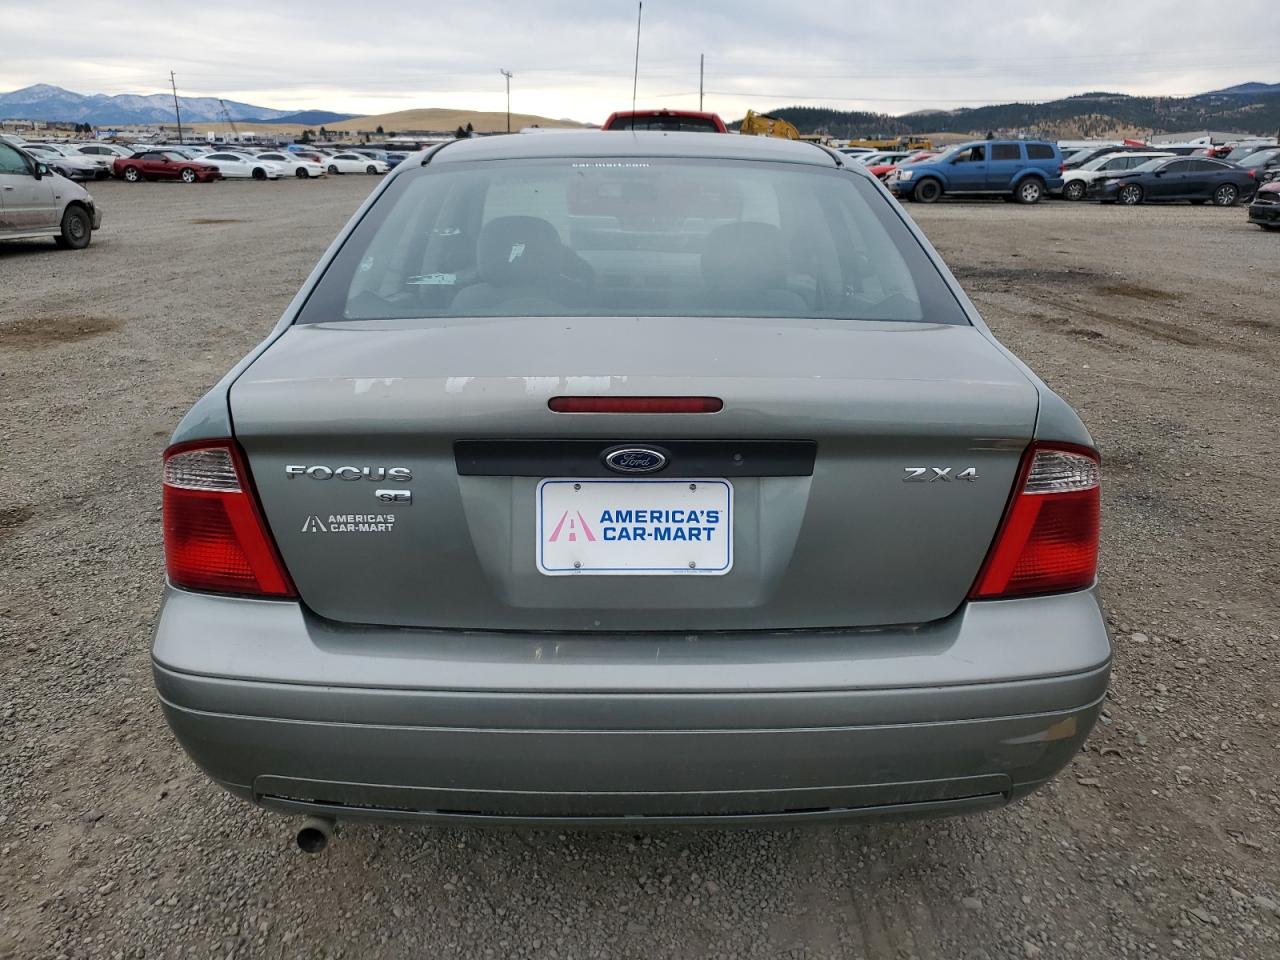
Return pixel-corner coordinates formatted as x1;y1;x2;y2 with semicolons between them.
1;178;1278;960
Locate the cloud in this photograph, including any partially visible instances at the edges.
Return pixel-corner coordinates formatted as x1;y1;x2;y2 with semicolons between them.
1;0;1277;122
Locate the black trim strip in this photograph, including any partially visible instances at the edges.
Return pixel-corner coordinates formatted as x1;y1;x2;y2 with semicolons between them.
454;440;817;478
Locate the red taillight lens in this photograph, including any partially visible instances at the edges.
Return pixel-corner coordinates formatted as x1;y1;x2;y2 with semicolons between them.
970;444;1100;600
548;396;723;414
162;440;295;597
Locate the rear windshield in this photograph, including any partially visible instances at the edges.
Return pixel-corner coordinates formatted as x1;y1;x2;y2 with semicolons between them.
296;157;968;325
606;116;720;132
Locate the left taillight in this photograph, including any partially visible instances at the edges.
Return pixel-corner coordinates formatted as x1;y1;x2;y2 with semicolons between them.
969;443;1100;600
162;440;296;598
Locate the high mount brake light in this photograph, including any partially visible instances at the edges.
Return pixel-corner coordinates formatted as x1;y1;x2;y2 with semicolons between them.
549;396;723;414
162;440;296;598
970;444;1100;600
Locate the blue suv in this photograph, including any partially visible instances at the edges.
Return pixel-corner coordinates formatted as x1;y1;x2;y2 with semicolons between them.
888;139;1064;204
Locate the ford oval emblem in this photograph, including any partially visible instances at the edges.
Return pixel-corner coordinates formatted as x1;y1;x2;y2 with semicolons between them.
603;446;669;475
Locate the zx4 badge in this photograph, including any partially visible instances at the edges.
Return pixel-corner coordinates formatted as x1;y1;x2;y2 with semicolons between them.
903;467;978;482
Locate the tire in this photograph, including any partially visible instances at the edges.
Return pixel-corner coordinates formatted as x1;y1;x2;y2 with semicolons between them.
252;167;267;181
295;168;309;179
912;178;942;203
1262;224;1280;232
54;205;92;250
328;164;339;175
122;166;141;183
1063;180;1087;201
1118;184;1144;205
180;168;197;183
1015;177;1045;204
366;164;377;174
1212;183;1239;207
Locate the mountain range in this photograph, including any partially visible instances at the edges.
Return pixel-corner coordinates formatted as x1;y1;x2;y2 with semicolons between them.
4;81;1280;136
1203;82;1280;97
0;84;353;126
740;85;1280;140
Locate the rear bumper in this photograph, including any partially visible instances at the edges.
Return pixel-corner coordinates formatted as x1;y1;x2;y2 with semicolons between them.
152;586;1110;824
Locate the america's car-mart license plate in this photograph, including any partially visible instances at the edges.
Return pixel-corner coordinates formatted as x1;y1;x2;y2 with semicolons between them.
537;479;733;575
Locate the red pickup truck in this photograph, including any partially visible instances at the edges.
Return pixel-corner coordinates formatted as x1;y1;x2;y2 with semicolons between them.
602;109;727;133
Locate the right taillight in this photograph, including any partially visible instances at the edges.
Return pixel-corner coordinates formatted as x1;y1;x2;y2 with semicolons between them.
970;443;1100;600
162;440;296;598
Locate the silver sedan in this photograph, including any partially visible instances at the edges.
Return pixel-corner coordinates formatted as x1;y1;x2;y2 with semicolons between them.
152;132;1108;848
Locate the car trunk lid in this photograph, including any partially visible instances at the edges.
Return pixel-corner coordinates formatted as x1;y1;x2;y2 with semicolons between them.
230;316;1038;630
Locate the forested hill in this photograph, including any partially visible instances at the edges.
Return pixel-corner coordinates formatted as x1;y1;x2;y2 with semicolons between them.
732;91;1280;139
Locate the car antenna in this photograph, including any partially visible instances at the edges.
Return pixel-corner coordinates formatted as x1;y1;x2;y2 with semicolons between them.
631;2;642;120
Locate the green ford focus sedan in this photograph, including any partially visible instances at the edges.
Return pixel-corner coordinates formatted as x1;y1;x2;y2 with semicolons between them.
152;132;1108;850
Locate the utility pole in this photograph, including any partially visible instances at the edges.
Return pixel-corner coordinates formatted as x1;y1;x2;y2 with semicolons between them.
699;54;704;112
170;70;184;144
500;69;513;133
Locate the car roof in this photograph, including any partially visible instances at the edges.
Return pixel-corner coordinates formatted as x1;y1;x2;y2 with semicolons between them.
427;131;840;168
606;109;723;121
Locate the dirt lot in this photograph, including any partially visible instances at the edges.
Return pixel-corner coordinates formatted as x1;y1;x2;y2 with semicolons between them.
1;178;1277;960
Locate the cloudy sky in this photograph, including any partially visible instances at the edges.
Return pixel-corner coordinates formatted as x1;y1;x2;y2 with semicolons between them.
3;0;1277;121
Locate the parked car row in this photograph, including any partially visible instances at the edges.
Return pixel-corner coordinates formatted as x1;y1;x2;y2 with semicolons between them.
1058;141;1279;206
1059;151;1175;201
18;141;113;181
187;143;399;176
1;136;397;185
112;145;391;182
879;138;1275;211
854;150;937;182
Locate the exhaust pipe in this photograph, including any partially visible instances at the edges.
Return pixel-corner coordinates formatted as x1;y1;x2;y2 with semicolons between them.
295;816;335;854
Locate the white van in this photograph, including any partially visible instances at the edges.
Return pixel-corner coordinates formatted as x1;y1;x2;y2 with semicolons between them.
0;140;101;249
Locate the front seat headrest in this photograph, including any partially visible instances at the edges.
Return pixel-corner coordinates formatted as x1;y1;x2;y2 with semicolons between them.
476;216;565;288
701;221;788;291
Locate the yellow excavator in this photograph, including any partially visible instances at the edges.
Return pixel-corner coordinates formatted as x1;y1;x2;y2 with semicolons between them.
739;110;800;140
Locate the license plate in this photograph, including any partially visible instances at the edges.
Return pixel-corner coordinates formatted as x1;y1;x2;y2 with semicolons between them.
536;479;733;576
